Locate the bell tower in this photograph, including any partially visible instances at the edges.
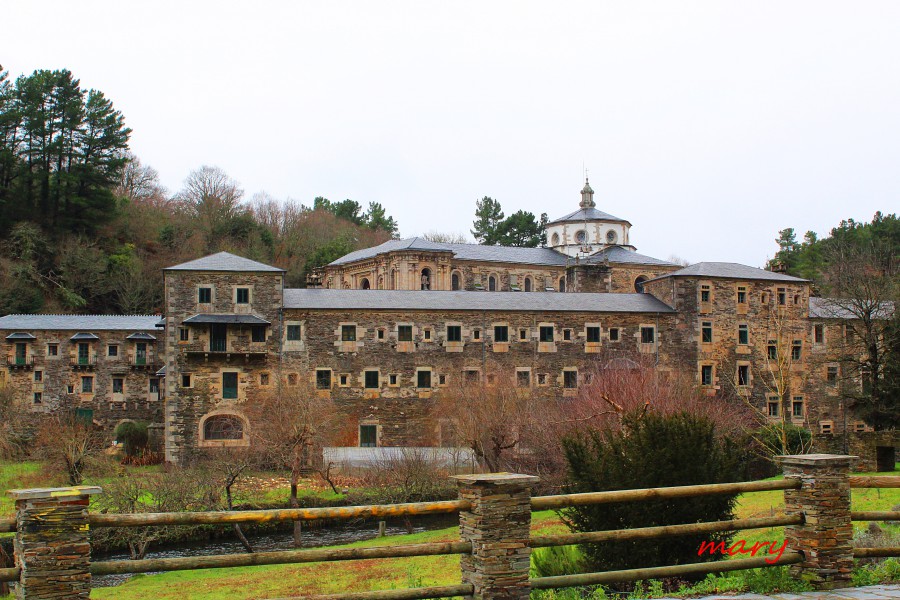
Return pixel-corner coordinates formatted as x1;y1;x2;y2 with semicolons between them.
580;178;595;209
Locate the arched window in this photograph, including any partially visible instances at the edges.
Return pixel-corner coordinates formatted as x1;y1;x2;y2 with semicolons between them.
559;277;566;293
488;275;497;291
361;278;370;290
451;272;461;291
606;230;618;244
575;230;587;244
634;276;648;293
203;415;244;441
524;277;532;292
551;232;560;246
421;268;432;290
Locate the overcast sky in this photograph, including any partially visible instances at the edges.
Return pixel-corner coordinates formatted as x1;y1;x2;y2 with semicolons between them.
5;1;899;266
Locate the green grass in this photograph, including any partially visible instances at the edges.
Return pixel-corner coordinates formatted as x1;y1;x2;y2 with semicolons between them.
0;460;51;518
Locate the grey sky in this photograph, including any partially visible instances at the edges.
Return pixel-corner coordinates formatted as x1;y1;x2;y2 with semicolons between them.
6;1;899;266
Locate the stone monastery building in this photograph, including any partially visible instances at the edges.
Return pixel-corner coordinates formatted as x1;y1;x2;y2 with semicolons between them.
0;181;886;466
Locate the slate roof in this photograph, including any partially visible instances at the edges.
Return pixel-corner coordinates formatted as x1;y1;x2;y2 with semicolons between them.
809;297;894;320
165;251;284;272
283;289;675;313
645;262;808;283
182;314;271;325
0;315;162;331
581;246;678;267
548;207;629;225
329;238;570;267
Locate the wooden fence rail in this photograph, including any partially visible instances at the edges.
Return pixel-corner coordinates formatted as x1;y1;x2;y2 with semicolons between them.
3;454;898;599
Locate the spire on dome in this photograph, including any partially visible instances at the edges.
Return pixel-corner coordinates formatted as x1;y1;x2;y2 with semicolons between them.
580;177;595;209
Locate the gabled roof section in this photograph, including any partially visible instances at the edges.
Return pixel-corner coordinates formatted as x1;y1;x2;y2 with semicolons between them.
548;207;629;225
328;238;569;267
645;262;808;283
0;315;162;331
165;251;284;273
582;246;678;267
284;289;675;313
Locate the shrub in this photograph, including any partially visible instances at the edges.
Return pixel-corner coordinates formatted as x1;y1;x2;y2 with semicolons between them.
115;421;149;457
561;410;742;573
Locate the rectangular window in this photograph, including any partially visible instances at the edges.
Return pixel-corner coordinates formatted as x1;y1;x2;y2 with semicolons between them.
640;326;655;344
738;324;749;345
108;344;118;357
736;286;747;304
417;370;431;389
586;327;601;343
33;392;42;404
316;370;332;389
364;370;379;389
701;365;713;386
700;285;711;303
791;340;802;361
287;372;298;386
777;288;786;305
341;325;356;342
236;288;250;304
737;365;750;386
701;322;713;343
464;370;480;384
494;325;509;342
389;374;398;386
339;374;349;386
820;421;833;434
113;377;124;394
519;328;528;341
377;329;385;340
47;343;58;356
260;372;269;386
286;325;301;341
814;324;824;344
537;373;548;386
827;365;838;384
251;326;266;343
198;287;212;303
398;325;413;342
446;325;462;342
516;370;531;387
768;400;780;417
360;425;377;448
439;374;447;386
608;328;620;341
34;370;42;382
563;329;572;341
563;370;578;389
767;341;777;360
179;327;189;342
424;328;432;341
539;326;554;342
149;379;159;394
472;329;480;341
181;374;191;388
222;372;238;399
81;376;93;394
78;343;90;365
792;397;804;418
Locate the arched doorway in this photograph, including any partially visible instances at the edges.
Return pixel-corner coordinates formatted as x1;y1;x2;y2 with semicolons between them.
361;278;370;290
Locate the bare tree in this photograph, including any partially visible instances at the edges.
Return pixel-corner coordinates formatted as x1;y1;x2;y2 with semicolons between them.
175;165;245;252
117;152;167;204
200;446;260;553
246;382;339;546
35;413;106;485
422;231;469;244
0;384;26;458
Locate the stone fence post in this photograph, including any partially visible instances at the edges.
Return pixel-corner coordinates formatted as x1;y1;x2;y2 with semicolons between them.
779;454;855;590
452;473;539;600
8;486;101;600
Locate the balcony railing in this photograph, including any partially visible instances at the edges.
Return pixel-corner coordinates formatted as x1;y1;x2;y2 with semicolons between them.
6;356;34;369
70;357;96;369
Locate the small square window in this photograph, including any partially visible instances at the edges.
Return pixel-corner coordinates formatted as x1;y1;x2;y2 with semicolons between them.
563;370;578;389
563;329;572;341
287;373;298;386
339;374;349;386
464;370;479;384
179;327;190;342
417;370;432;389
236;288;250;304
539;326;554;342
251;326;266;343
447;325;462;342
47;343;58;356
767;401;780;417
260;372;270;386
377;329;385;340
737;365;750;386
827;365;838;384
494;326;509;342
398;325;413;342
608;328;620;342
287;325;301;341
198;287;212;303
181;374;191;388
341;325;357;342
640;327;655;344
586;327;601;343
472;329;480;341
316;370;332;389
67;384;75;394
537;373;548;386
33;392;42;404
738;324;749;345
389;374;398;386
423;328;432;341
360;424;377;448
516;370;531;387
34;370;43;382
81;376;93;394
701;322;713;343
519;328;528;341
439;374;447;386
820;421;833;434
108;344;119;357
364;370;379;389
113;377;124;394
701;365;713;386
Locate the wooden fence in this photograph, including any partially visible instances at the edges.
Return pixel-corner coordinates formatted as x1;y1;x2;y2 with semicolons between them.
1;453;898;599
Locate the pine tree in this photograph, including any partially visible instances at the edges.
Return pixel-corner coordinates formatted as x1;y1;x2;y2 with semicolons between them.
471;196;504;244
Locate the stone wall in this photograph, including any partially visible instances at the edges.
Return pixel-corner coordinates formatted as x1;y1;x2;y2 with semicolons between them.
812;431;899;471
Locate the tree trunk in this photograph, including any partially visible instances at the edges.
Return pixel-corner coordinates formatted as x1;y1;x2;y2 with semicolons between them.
226;481;254;553
290;464;302;548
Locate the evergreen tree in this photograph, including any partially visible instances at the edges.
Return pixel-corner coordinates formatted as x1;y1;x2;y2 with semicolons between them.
494;209;543;247
471;196;504;244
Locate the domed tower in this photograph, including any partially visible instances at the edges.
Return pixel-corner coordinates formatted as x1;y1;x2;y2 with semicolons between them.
545;178;633;258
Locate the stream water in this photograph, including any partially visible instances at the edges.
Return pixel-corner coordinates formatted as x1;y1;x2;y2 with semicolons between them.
92;514;458;587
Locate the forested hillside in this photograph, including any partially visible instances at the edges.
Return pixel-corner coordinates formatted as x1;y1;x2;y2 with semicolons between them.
0;67;399;316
